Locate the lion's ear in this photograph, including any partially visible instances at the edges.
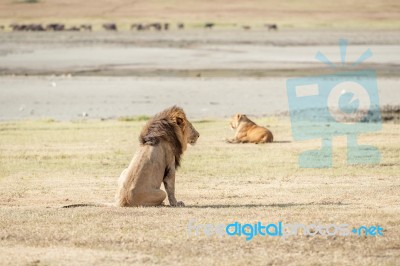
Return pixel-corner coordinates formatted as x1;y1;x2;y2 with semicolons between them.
176;117;184;127
236;114;242;120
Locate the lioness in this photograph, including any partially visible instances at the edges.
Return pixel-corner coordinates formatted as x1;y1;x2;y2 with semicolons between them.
225;114;273;144
115;106;199;207
63;106;199;208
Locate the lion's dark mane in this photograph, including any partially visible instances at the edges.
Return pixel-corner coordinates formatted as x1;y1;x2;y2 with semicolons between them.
139;107;184;168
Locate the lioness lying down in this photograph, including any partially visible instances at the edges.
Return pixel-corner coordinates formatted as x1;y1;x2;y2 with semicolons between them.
63;106;199;208
116;106;199;207
226;114;273;144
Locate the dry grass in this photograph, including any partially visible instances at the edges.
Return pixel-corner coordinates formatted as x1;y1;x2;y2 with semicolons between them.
0;118;399;265
0;0;400;29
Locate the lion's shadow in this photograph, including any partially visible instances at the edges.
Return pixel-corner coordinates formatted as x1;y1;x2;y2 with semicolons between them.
183;202;347;208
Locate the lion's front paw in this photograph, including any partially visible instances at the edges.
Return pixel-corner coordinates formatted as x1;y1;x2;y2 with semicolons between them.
169;200;185;207
175;201;185;207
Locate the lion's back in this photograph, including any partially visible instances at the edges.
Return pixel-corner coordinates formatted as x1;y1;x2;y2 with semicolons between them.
247;125;273;143
116;145;167;207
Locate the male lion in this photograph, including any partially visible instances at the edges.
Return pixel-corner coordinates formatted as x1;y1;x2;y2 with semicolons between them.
115;106;199;207
225;114;273;144
63;106;199;208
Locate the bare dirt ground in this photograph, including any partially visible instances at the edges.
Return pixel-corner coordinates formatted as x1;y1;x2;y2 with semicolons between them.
1;31;400;77
0;30;399;120
1;0;400;29
1;76;400;121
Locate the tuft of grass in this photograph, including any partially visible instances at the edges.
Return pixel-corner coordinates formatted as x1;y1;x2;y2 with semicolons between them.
117;115;150;122
40;118;58;123
193;119;215;124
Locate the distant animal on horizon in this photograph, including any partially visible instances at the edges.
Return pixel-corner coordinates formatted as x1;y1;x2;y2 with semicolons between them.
10;23;45;31
149;23;162;31
103;23;117;31
131;23;146;31
205;23;215;29
226;114;273;144
46;23;65;31
242;25;251;30
80;24;92;31
265;24;278;31
10;23;90;32
66;26;80;31
177;23;184;29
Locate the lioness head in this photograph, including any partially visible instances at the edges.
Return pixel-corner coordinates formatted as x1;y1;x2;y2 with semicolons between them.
230;113;249;129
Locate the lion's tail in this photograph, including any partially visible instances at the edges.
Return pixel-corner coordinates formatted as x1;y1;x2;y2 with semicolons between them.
263;131;273;143
268;132;273;143
62;202;115;208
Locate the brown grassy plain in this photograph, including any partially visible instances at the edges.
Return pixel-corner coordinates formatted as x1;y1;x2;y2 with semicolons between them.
0;118;399;265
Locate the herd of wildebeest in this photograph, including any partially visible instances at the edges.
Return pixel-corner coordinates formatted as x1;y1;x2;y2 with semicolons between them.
0;22;278;32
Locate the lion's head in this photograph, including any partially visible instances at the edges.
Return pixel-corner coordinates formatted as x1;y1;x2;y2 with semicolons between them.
170;107;199;147
139;106;199;168
229;114;250;129
186;120;200;145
